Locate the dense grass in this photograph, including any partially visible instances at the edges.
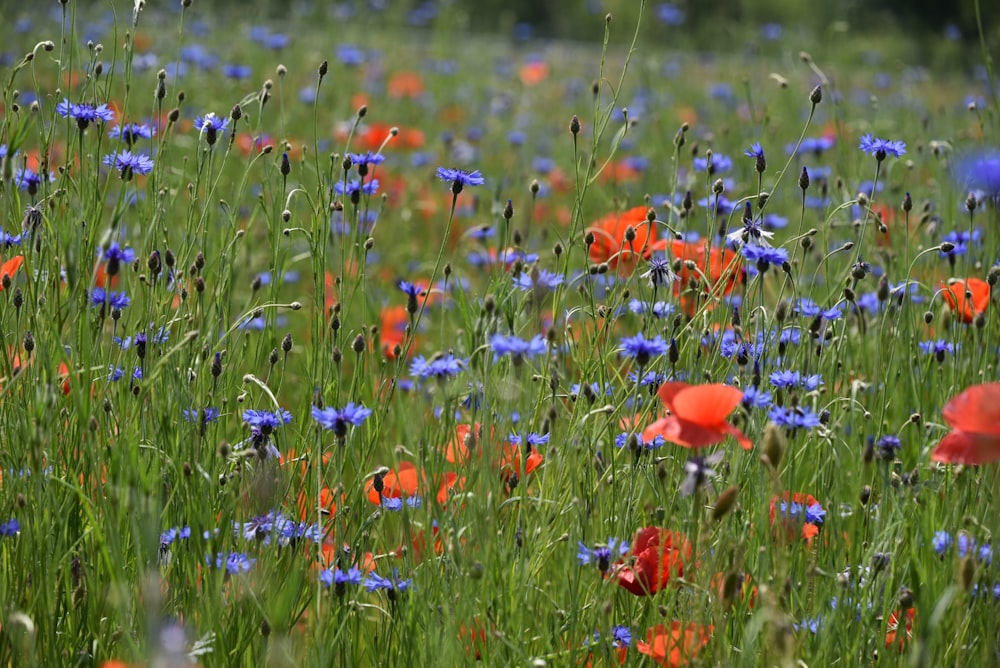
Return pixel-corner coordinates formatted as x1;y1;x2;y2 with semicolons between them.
1;1;999;666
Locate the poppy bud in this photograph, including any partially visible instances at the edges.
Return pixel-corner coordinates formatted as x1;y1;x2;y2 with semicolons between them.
761;422;785;470
712;486;739;521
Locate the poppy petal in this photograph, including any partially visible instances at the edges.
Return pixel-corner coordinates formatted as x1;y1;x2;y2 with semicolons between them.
930;429;1000;466
669;384;743;426
941;383;1000;436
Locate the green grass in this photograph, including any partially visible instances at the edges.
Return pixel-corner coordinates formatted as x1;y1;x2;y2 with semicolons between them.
0;1;999;666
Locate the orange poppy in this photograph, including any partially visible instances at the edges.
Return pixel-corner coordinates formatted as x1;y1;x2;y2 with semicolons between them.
497;443;544;483
635;622;713;667
0;255;25;289
615;527;693;596
885;608;915;652
586;206;655;274
519;61;549;86
643;382;751;450
930;383;1000;465
359;123;425;152
365;461;420;505
387;71;425;98
941;278;990;324
379;305;411;359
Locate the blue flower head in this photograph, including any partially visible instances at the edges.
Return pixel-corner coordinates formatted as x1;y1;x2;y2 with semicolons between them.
103;150;154;180
242;408;293;435
618;333;668;366
858;133;906;160
56;98;115;129
312;403;372;437
436;167;485;194
490;334;547;362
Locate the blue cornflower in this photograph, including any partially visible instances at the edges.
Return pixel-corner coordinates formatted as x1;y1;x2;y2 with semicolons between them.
182;407;220;423
858;133;906;160
769;370;823;391
89;287;131;310
615;432;665;451
627;299;675;319
320;566;364;588
576;537;629;571
728;202;774;248
875;435;902;460
953;149;1000;195
0;230;22;248
742;243;788;271
208;552;255;574
411;354;466;380
489;334;548;362
242;408;293;434
656;3;685;25
333;178;380;198
222;64;253;79
508;432;550;447
797;298;843;320
363;570;413;594
779;500;826;525
515;268;563;292
957;533;977;559
919;340;956;358
611;626;633;648
768;406;822;430
100;242;136;265
109;122;155;145
628;370;668;388
382;496;422;511
793;618;821;634
979;544;993;565
312;403;372;437
693;153;732;173
436;167;485;194
0;518;20;536
103;150;154;180
745;143;764;158
642;256;677;288
56;98;115;129
13;168;51;193
619;333;668;366
347;151;386;167
194;113;229;133
107;366;125;382
741;385;773;409
932;530;953;555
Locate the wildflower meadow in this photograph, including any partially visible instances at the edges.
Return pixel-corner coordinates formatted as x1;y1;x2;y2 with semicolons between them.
2;0;1000;665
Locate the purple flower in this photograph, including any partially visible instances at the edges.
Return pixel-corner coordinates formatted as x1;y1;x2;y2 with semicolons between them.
577;537;629;571
615;432;665;451
311;403;372;437
490;334;548;362
103;150;154;180
0;518;20;536
742;243;787;270
618;333;668;366
89;287;131;310
242;408;293;434
741;385;773;409
334;178;379;198
932;530;953;555
109;122;154;145
363;570;413;594
768;406;822;430
642;256;677;288
182;407;219;423
515;268;563;292
208;552;255;574
222;64;252;79
320;566;363;588
436;167;485;194
858;134;906;160
410;354;466;380
56;98;115;129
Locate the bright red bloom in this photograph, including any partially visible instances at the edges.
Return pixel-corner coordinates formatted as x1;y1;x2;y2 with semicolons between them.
586;206;655;274
941;278;990;325
643;382;751;450
365;462;419;505
885;608;915;652
0;255;24;289
931;383;1000;465
616;527;693;596
635;621;713;667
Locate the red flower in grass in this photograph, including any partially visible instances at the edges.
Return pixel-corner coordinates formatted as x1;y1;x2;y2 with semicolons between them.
586;205;655;274
885;607;915;652
931;383;1000;465
364;461;463;506
0;255;24;289
941;278;990;324
635;621;713;667
615;527;693;596
643;382;751;450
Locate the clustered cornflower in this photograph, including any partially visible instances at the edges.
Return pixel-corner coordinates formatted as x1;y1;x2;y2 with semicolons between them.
103;150;155;180
56;98;115;129
410;353;466;380
490;333;547;362
89;287;131;310
619;333;668;367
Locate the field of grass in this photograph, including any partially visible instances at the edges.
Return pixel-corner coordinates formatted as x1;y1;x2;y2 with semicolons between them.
1;1;1000;665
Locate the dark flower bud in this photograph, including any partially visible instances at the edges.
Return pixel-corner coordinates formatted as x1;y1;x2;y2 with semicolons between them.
280;152;291;177
712;178;724;195
230;104;242;121
966;191;977;213
22;330;34;355
570;115;581;136
318;60;328;78
332;347;342;364
13;288;23;311
799;167;810;191
924;310;934;324
168;107;180;123
211;352;223;377
902;192;912;212
352;334;366;354
251;274;262;292
282;333;293;353
504;199;514;220
809;85;822;105
682;190;693;211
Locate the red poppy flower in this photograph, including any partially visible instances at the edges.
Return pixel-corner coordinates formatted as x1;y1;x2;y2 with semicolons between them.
379;306;411;359
615;527;693;596
941;278;990;325
387;71;425;98
635;621;713;667
519;61;550;86
885;608;915;652
365;462;419;505
586;206;655;274
642;382;751;450
930;383;1000;465
498;443;544;483
0;255;24;289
